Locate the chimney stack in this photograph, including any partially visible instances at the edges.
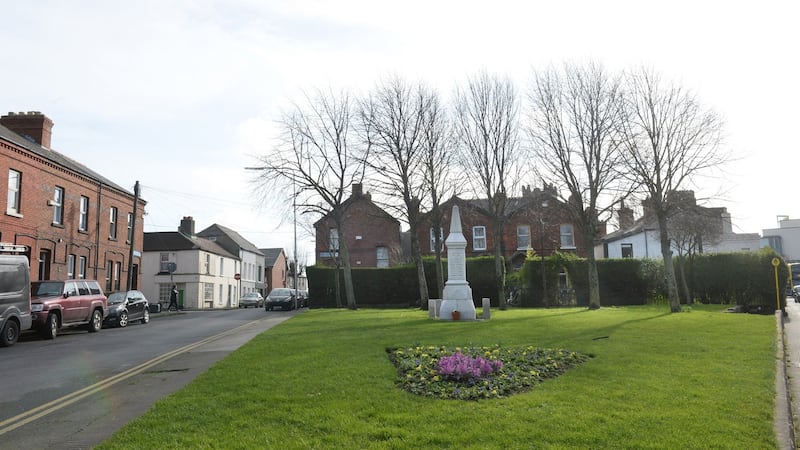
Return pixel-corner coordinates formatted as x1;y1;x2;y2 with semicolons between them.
0;111;54;148
617;202;634;230
352;183;363;197
179;216;196;237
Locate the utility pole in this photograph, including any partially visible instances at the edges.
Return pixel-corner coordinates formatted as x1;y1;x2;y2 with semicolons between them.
126;180;140;290
293;178;298;309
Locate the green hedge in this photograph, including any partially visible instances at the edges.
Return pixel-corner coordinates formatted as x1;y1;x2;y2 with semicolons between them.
307;248;789;309
307;256;500;308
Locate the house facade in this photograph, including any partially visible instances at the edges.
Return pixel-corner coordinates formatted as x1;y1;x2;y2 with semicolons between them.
314;183;401;268
762;218;800;262
259;247;287;295
142;217;240;309
416;185;592;266
197;221;264;296
599;192;761;259
0;111;145;291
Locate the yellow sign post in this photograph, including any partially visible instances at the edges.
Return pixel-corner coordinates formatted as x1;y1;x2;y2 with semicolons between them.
772;257;782;312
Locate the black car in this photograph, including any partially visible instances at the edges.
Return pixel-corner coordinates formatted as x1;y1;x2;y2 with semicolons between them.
104;290;150;328
265;288;297;311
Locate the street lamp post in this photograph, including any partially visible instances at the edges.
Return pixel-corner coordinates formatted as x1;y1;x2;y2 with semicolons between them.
540;201;548;307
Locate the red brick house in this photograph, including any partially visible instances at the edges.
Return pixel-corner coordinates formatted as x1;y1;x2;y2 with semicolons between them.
314;184;401;268
0;111;145;291
417;184;597;267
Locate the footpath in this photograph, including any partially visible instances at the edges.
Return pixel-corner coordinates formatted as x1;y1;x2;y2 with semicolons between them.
777;299;800;449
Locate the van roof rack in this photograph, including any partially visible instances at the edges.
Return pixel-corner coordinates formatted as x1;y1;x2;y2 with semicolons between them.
0;243;28;254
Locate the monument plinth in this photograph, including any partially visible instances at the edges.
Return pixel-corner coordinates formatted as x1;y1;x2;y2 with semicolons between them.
439;205;476;321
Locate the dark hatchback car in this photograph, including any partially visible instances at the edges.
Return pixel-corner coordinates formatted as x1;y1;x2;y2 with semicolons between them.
265;288;297;311
104;290;150;328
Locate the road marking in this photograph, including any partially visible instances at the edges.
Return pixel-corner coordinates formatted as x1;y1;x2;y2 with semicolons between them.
0;319;266;436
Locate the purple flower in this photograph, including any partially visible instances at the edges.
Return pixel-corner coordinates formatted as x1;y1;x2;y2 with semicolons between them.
438;352;503;381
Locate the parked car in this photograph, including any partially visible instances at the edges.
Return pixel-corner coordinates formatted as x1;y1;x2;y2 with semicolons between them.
265;288;296;311
104;290;150;327
240;292;264;308
30;280;108;339
0;249;32;346
298;290;309;308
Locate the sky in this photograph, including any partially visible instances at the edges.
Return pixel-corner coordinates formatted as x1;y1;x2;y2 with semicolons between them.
3;0;799;263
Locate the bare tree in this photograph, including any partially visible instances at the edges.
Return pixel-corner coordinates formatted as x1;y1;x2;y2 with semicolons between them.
421;91;458;299
527;63;632;309
622;68;725;312
358;75;433;308
251;88;363;309
667;201;724;303
453;71;524;309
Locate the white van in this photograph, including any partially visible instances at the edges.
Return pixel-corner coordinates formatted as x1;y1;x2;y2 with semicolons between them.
0;250;31;347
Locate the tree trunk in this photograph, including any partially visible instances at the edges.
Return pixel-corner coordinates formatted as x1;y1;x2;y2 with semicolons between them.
676;255;692;304
409;222;429;309
335;218;357;310
433;219;444;299
494;220;507;310
658;214;681;312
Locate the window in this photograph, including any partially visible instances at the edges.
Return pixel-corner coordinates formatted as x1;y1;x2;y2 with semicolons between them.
205;254;211;274
560;224;575;248
204;283;214;300
329;228;340;250
376;246;389;268
109;207;118;239
106;260;113;292
114;262;121;291
52;187;64;225
159;284;172;302
430;227;444;252
257;265;262;282
621;243;634;258
38;249;52;281
472;226;487;251
160;253;170;273
127;213;133;243
220;257;224;276
7;169;21;215
517;225;530;250
78;256;87;279
79;196;89;231
67;254;75;279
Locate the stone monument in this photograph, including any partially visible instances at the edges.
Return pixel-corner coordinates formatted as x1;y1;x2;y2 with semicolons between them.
439;205;476;321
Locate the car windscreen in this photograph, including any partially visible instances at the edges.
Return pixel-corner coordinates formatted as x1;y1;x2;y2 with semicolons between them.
31;281;64;297
107;292;127;304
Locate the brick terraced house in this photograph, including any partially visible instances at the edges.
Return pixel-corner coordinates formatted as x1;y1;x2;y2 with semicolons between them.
0;111;145;291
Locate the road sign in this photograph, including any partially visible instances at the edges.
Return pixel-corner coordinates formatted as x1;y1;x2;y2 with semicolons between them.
234;273;241;281
167;262;177;273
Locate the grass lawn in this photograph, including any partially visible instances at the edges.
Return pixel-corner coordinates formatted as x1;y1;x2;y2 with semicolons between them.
97;305;777;449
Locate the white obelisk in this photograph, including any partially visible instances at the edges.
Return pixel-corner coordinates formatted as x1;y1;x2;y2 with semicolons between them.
439;205;476;320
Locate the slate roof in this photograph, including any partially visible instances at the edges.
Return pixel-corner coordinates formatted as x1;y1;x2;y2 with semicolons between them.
197;224;263;255
143;232;239;259
259;248;285;267
0;123;135;197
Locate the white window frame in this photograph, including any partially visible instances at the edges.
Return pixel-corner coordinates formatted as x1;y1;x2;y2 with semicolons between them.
7;169;21;215
127;212;133;243
79;195;89;231
517;225;530;250
376;246;389;268
329;228;340;250
52;186;64;225
109;206;118;240
560;224;575;249
114;262;121;290
78;256;87;279
473;226;487;251
67;254;75;279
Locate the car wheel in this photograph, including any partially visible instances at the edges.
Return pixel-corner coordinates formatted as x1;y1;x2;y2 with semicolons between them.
41;313;57;340
0;320;20;347
118;311;129;328
87;309;103;333
141;308;150;324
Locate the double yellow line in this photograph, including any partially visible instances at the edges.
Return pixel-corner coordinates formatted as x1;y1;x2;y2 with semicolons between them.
0;319;263;436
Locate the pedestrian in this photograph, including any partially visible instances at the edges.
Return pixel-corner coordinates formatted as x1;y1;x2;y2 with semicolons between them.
168;284;179;311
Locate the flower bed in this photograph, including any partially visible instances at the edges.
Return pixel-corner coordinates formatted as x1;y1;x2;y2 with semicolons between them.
387;344;590;400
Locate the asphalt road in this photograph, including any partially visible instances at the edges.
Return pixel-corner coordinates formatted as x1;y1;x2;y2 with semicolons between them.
0;307;300;449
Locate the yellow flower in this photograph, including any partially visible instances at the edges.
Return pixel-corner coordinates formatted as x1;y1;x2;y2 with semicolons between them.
433;375;441;382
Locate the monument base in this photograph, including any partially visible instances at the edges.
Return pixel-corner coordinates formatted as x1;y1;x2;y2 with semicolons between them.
440;282;476;321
